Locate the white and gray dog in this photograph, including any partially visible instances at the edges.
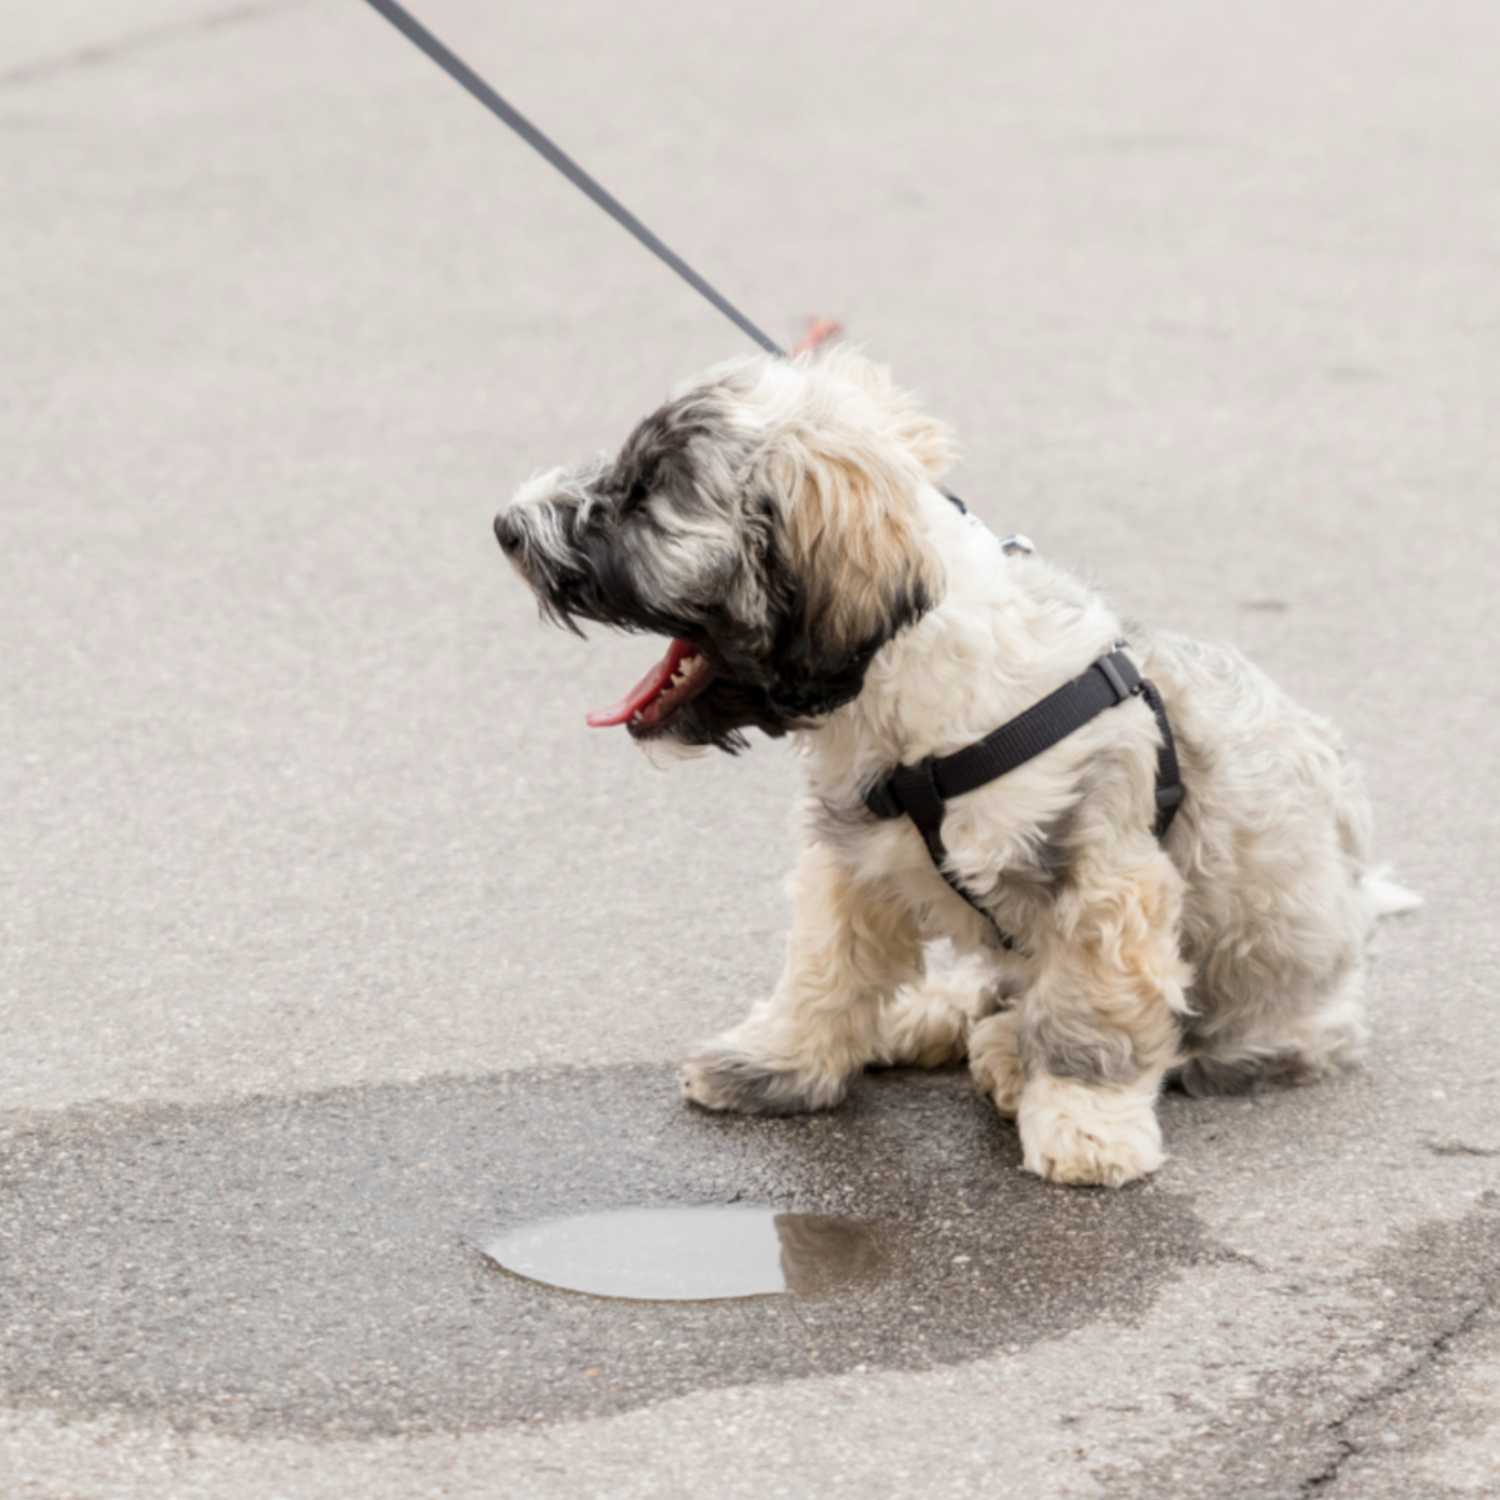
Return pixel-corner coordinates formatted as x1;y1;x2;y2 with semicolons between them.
494;349;1417;1187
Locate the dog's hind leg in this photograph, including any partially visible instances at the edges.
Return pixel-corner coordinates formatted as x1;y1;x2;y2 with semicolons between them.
680;843;922;1115
1171;968;1369;1097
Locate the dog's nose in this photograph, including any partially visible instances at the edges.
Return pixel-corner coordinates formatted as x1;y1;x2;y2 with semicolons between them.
493;511;523;555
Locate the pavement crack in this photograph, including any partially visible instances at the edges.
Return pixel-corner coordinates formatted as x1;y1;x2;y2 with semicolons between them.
0;1;303;90
1425;1140;1500;1158
1299;1437;1357;1494
1298;1287;1495;1494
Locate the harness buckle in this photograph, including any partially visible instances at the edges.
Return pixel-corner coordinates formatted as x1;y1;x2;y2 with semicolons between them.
1096;652;1140;704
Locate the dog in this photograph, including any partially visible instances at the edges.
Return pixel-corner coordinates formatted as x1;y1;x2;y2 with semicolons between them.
493;348;1417;1187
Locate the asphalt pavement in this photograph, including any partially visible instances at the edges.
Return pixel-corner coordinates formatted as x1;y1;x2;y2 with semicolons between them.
3;2;1498;1496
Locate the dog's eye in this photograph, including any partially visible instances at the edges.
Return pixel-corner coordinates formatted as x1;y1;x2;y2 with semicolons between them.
621;473;654;515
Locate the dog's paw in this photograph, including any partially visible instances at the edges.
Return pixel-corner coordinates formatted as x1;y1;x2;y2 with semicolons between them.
968;1010;1025;1118
679;1049;844;1117
1017;1076;1164;1187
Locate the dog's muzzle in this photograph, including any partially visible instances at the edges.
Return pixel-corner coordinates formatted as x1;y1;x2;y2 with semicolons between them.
492;510;525;558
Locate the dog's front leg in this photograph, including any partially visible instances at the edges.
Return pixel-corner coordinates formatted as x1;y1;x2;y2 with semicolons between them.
680;842;921;1115
978;842;1191;1187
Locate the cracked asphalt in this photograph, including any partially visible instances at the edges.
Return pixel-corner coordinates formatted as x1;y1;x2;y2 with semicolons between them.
3;2;1498;1496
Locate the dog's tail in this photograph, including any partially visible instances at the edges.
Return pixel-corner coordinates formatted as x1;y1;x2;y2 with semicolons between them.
1360;866;1423;924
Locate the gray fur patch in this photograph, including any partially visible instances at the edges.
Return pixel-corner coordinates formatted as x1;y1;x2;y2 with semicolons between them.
988;802;1081;900
1021;1012;1142;1088
1168;1052;1307;1097
682;1051;844;1116
1031;802;1081;890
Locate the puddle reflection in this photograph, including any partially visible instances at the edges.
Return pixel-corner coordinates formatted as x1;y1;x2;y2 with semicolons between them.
481;1205;883;1302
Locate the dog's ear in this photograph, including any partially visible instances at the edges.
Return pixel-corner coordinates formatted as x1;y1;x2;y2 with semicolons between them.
755;358;947;696
765;439;940;668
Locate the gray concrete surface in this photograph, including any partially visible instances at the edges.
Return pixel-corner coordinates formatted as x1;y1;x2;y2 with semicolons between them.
2;1;1497;1495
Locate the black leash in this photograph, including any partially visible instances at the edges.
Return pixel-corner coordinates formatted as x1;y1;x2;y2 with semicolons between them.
865;647;1184;940
359;0;784;357
359;0;974;516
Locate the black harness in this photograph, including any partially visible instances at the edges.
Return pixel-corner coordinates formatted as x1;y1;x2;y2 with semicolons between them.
863;645;1185;936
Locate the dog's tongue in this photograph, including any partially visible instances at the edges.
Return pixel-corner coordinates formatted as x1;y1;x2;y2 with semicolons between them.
586;638;697;728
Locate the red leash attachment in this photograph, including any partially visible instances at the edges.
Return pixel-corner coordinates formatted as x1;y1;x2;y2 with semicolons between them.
791;317;844;356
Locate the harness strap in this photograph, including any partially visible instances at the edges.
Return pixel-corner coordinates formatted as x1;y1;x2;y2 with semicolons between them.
865;649;1143;820
1140;678;1184;839
864;648;1185;935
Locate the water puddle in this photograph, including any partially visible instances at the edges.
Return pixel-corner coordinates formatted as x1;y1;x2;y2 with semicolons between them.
3;1069;1220;1433
480;1205;884;1301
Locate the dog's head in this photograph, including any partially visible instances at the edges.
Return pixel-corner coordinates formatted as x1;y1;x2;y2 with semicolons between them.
493;350;954;751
